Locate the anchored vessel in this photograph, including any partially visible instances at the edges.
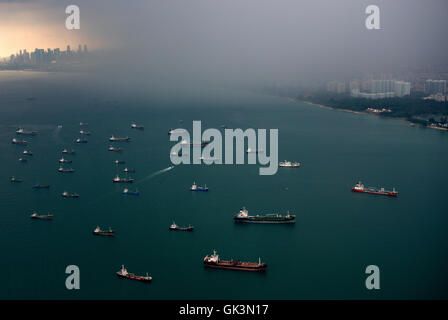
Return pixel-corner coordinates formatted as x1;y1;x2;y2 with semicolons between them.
79;130;91;135
30;212;53;220
131;123;144;130
58;167;75;173
190;182;208;192
62;191;79;198
279;160;300;168
203;250;267;272
18;158;27;162
12;138;27;145
22;150;33;156
59;157;72;163
122;188;139;195
33;184;50;189
109;135;131;142
115;160;125;164
62;149;76;155
234;207;296;224
10;176;23;183
123;168;135;173
16;128;38;135
108;146;123;152
116;265;152;282
113;175;134;183
169;222;194;231
351;182;398;197
75;138;88;143
93;226;115;236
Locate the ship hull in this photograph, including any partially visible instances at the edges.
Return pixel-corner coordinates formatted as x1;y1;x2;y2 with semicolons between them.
204;262;266;272
116;273;151;282
351;189;397;197
234;217;295;224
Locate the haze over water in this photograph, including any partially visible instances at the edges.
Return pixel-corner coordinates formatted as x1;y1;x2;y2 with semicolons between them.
0;71;447;299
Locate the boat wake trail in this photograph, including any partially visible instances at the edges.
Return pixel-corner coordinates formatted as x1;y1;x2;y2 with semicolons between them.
135;166;174;185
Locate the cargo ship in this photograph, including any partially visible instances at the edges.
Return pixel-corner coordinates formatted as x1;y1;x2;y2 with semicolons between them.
58;167;75;173
131;123;144;130
115;160;125;164
109;135;131;142
279;160;300;168
190;182;208;191
233;207;296;224
30;212;53;220
62;191;79;198
33;184;50;189
203;250;267;272
62;149;76;155
123;168;135;173
351;182;398;197
10;176;23;183
16;128;38;135
116;265;152;282
12;138;27;145
18;158;27;163
75;138;88;143
113;175;134;183
169;222;194;231
22;150;33;156
93;226;115;236
122;188;139;195
59;157;72;163
108;146;123;152
79;130;91;135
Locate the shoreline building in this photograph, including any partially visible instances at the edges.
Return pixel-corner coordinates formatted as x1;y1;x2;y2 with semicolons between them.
351;79;411;99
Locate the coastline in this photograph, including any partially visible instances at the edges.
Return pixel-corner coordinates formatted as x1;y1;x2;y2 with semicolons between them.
294;99;448;132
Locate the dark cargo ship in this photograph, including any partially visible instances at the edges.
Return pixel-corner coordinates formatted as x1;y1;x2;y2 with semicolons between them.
233;207;295;224
203;250;267;272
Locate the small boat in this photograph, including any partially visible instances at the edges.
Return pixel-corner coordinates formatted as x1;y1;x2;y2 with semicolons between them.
279;160;300;168
123;168;135;173
93;226;115;236
18;158;27;162
30;212;53;220
113;175;134;183
58;167;75;173
79;122;88;126
62;191;79;198
114;160;125;165
108;146;123;152
33;184;50;189
75;138;88;143
131;123;144;130
12;138;27;145
122;188;139;195
190;182;208;192
109;135;131;142
10;176;23;183
116;265;152;282
22;150;33;156
16;128;38;135
79;130;91;135
169;222;194;231
62;149;76;155
59;157;72;163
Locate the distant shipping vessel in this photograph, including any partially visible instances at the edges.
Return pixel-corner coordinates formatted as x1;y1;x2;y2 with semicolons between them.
108;146;123;152
62;149;76;155
122;188;139;195
351;182;398;197
33;184;50;189
59;157;72;163
113;176;134;183
10;176;23;183
62;191;79;198
109;135;131;142
93;226;115;236
190;182;208;191
203;250;267;272
169;222;194;231
58;167;75;173
115;160;125;164
22;150;33;156
12;138;27;145
233;207;296;224
79;130;91;135
131;123;144;130
30;212;53;220
76;138;88;143
123;168;135;173
16;128;38;135
18;158;27;162
116;265;152;282
279;160;300;168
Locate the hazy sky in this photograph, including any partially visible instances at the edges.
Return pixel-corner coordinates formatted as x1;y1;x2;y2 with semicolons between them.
1;0;447;84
